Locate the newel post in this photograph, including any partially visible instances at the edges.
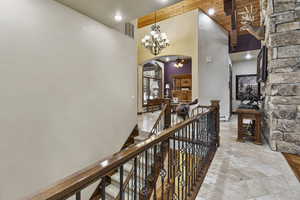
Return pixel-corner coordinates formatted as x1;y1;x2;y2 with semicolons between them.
211;100;220;147
164;98;172;129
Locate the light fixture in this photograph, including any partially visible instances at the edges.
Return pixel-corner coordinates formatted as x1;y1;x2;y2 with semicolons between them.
165;57;170;62
141;12;170;56
245;53;252;60
208;8;215;16
159;0;169;3
174;58;185;68
114;14;123;22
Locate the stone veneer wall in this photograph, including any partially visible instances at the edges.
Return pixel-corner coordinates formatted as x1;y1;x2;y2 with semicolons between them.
263;0;300;154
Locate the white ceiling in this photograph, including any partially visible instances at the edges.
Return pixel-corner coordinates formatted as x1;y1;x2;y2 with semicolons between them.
55;0;182;29
230;50;260;63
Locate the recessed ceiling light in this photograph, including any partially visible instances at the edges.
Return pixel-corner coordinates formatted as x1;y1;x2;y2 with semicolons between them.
114;14;123;22
245;53;252;60
208;8;215;16
158;0;168;4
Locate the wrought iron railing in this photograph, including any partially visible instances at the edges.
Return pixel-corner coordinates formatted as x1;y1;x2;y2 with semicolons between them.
24;101;220;200
149;104;168;136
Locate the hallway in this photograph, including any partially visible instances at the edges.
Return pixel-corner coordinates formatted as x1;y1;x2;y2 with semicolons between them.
196;116;300;200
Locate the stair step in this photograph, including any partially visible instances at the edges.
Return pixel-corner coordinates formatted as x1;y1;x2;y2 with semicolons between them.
106;185;137;200
105;193;115;200
107;177;142;200
111;168;146;186
140;130;151;135
106;184;119;199
134;136;148;143
124;162;133;173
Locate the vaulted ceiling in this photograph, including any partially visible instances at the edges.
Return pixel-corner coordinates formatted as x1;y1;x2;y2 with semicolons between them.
55;0;182;29
138;0;261;35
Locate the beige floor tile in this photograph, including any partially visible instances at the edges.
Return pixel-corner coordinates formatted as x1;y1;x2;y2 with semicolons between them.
196;115;300;200
255;194;279;200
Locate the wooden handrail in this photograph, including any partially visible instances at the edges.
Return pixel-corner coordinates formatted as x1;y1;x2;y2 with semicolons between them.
23;109;211;200
23;99;221;200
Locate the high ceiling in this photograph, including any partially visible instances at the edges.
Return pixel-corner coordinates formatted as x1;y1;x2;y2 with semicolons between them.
138;0;261;35
55;0;182;29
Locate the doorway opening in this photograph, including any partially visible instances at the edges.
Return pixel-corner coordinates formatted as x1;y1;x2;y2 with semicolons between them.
141;55;192;112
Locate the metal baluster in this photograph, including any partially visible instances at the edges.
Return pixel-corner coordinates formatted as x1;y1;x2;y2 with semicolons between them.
188;123;193;195
142;152;144;196
153;145;157;200
172;132;176;200
192;121;196;186
144;150;148;199
138;154;141;199
184;125;188;200
177;129;180;200
130;169;133;200
127;182;129;200
161;142;165;200
101;178;106;200
167;138;171;200
134;158;137;200
180;128;184;200
187;124;191;196
120;165;124;200
76;191;81;200
196;118;200;175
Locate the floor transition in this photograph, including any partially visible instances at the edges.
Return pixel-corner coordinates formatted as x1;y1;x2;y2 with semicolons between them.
283;153;300;182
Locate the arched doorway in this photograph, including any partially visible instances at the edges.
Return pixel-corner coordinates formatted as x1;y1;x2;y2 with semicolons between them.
139;55;192;113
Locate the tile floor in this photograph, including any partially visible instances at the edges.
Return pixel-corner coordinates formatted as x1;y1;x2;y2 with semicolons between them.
196;116;300;200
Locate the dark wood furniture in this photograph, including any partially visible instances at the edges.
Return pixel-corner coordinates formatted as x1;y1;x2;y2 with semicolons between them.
146;98;164;112
236;109;262;145
172;74;192;102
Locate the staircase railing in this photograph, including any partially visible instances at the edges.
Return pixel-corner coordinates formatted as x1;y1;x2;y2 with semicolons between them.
24;100;220;200
149;104;168;136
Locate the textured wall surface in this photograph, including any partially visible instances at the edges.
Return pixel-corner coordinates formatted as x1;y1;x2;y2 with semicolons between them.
198;12;230;120
263;0;300;154
0;0;137;199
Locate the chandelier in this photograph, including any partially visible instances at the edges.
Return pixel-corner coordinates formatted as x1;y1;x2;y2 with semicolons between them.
141;13;170;56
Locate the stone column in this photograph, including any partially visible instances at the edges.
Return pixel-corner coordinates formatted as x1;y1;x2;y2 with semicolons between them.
263;0;300;154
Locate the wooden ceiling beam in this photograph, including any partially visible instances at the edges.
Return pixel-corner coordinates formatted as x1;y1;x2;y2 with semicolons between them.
137;0;261;36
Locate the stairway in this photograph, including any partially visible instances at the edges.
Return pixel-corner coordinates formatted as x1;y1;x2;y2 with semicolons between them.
134;130;151;143
104;130;153;200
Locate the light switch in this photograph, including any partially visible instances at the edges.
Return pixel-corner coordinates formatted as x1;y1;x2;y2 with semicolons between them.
206;56;212;63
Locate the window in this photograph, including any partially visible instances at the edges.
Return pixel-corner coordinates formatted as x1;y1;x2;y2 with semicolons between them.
143;63;162;106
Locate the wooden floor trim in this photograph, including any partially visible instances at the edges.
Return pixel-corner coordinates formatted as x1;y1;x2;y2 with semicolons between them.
283;153;300;182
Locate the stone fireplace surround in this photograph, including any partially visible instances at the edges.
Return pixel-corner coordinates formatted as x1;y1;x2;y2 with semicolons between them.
263;0;300;154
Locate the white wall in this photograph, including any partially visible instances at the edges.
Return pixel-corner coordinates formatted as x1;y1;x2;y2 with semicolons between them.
232;59;257;111
198;12;230;120
0;0;137;199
